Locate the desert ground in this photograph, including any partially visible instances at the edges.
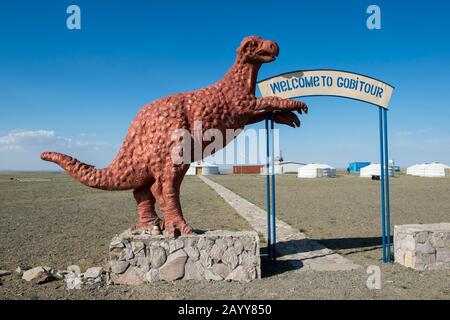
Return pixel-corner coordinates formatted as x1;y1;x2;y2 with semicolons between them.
0;172;449;300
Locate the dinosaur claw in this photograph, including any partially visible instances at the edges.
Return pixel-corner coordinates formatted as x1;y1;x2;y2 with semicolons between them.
162;219;193;238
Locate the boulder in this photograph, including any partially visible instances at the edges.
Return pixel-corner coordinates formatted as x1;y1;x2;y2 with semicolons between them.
222;248;239;270
169;239;184;253
0;270;11;277
84;267;103;279
22;267;53;284
159;249;188;281
149;246;167;268
65;273;82;290
146;268;160;283
212;263;231;279
183;260;203;281
110;261;129;274
225;266;250;282
112;267;146;285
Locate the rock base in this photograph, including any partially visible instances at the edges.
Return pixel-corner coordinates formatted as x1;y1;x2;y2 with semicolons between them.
108;229;260;284
394;223;450;271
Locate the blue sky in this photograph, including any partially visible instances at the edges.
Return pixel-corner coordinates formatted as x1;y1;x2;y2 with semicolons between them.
1;0;449;170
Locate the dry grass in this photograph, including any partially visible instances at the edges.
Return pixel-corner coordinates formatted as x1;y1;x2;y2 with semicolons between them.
0;172;449;300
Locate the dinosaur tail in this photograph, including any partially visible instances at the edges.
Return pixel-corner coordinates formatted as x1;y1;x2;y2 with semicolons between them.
40;151;130;190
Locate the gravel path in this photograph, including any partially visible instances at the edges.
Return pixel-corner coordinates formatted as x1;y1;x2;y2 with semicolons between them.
199;175;360;271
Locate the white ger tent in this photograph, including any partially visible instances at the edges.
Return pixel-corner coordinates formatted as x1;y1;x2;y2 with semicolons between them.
186;162;219;175
360;163;394;177
298;163;336;178
406;163;426;175
407;162;449;177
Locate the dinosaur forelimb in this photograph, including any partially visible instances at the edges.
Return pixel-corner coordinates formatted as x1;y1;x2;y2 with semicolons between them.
256;96;308;115
247;110;300;128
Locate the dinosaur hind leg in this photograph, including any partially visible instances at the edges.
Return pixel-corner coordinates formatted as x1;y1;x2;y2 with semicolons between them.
151;164;192;237
131;183;162;232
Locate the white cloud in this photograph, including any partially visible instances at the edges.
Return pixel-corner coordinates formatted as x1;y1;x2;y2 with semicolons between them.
0;130;118;171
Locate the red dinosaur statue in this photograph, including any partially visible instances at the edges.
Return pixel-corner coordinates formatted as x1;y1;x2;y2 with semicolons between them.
41;36;308;237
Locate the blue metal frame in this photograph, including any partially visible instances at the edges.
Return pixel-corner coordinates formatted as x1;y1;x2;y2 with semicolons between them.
383;109;392;263
265;117;272;260
378;107;392;263
270;113;277;261
262;97;392;264
265;113;278;262
379;108;387;262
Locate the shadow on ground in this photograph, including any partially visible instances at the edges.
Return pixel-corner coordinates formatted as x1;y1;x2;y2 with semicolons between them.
261;236;393;277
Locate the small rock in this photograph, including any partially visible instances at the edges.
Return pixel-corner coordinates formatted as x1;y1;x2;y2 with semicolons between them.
200;250;212;268
431;232;447;248
120;248;134;260
212;263;231;279
185;247;200;261
225;236;234;248
204;268;223;281
84;267;103;279
159;241;170;252
401;235;416;251
123;240;132;249
110;236;124;249
134;249;145;258
233;241;244;255
216;238;228;250
436;248;450;263
239;251;258;268
169;239;184;253
131;241;145;254
222;248;239;270
225;266;250;282
146;269;159;282
112;267;145;285
415;232;429;244
210;243;225;262
67;265;81;275
65;273;82;290
22;267;53;284
149;246;167;268
183;260;203;281
0;270;11;277
197;237;214;251
140;264;150;273
184;237;199;247
247;266;257;279
136;257;151;268
110;261;130;274
129;258;138;266
242;237;256;252
151;226;161;236
159;249;188;281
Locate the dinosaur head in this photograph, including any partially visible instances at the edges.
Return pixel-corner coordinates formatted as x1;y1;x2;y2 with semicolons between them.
237;36;279;64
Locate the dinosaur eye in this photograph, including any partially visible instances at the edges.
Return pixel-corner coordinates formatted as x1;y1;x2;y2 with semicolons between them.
246;41;255;48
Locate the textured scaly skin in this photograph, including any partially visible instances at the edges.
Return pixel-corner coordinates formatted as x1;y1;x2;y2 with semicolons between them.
41;36;308;237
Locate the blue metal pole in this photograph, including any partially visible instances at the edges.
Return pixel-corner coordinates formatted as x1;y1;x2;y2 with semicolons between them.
383;109;392;263
379;107;387;263
270;113;277;262
265;117;272;260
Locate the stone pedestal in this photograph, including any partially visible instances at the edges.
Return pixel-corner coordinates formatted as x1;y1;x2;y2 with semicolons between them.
108;229;260;284
394;223;450;271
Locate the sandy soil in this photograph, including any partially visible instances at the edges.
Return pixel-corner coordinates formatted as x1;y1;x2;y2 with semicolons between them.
0;172;449;300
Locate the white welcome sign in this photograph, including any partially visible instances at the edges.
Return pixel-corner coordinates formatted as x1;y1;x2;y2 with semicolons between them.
257;69;394;109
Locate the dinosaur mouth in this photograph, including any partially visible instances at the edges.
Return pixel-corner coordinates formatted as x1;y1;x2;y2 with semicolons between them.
256;50;277;60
